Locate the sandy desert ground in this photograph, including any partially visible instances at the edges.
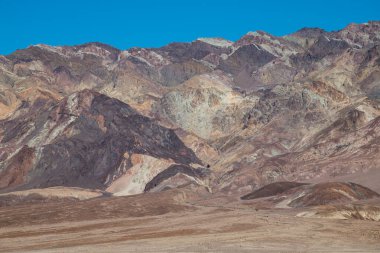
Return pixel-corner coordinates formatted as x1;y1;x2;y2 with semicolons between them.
1;190;379;253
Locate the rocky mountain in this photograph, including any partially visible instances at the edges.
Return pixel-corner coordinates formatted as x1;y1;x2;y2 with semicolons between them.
0;21;379;202
0;89;208;195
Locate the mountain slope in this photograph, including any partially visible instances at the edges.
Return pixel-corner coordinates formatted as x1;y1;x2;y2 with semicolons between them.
0;89;209;194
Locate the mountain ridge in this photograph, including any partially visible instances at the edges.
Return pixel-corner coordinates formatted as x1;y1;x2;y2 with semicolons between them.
8;21;379;56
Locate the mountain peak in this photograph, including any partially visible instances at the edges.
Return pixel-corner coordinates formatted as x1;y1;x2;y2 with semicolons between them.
290;27;327;37
196;37;234;48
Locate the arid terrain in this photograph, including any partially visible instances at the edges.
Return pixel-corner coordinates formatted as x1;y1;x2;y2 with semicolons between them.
1;21;380;252
1;190;380;253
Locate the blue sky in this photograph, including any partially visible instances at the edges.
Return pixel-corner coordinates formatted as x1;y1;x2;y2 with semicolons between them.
0;0;379;54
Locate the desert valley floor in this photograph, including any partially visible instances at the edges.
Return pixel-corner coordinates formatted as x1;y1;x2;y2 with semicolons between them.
1;189;379;253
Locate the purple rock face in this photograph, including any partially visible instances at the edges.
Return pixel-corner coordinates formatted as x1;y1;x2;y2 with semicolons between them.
0;90;201;191
219;44;276;75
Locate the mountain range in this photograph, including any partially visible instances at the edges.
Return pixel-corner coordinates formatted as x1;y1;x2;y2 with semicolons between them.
0;21;379;203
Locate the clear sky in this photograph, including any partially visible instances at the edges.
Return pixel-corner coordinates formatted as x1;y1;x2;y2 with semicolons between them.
1;0;379;54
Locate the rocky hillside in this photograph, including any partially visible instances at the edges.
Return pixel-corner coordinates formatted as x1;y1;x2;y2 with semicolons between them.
0;21;379;197
241;181;379;207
